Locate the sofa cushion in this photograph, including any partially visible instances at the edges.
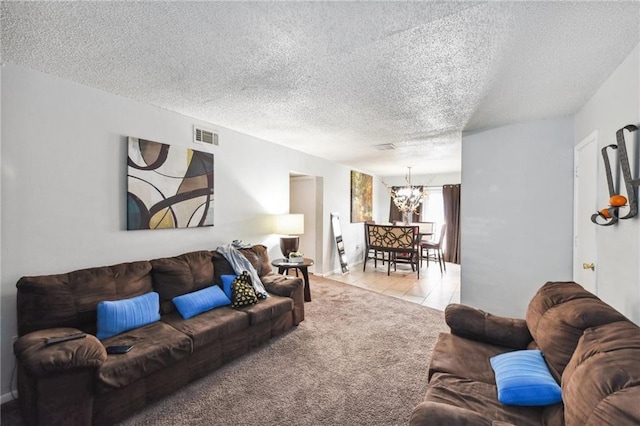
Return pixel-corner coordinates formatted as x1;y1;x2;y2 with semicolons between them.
562;321;640;425
96;292;161;339
410;401;494;426
16;261;153;336
445;304;532;349
428;332;513;384
172;285;231;319
238;295;294;325
425;372;545;426
96;321;192;391
212;244;272;282
525;281;628;379
212;251;236;282
151;251;214;315
490;349;562;406
261;273;301;298
161;306;249;350
238;245;272;277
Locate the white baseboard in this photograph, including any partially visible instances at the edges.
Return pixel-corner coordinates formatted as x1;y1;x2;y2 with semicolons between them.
309;260;364;278
318;261;364;277
314;269;342;277
1;390;17;405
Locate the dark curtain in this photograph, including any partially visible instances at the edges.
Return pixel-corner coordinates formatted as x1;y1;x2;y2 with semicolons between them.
389;186;402;223
442;184;461;264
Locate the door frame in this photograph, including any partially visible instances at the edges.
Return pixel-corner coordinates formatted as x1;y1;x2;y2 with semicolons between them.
289;174;324;274
573;130;598;292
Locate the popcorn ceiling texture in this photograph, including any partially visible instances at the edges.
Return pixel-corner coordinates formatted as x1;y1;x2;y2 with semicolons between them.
2;2;639;175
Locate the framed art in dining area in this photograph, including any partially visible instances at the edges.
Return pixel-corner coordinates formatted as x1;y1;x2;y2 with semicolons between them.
350;170;373;223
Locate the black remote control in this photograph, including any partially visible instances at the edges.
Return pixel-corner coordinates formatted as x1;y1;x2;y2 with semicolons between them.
106;345;134;354
45;333;87;346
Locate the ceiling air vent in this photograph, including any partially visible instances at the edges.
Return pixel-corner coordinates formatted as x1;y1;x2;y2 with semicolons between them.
194;126;219;146
372;143;396;151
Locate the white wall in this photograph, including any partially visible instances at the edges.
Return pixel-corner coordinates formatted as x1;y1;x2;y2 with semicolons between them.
460;118;575;317
0;63;379;400
574;43;640;323
0;63;3;402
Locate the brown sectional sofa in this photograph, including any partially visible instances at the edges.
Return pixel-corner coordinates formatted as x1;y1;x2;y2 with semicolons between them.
14;245;304;425
410;281;640;425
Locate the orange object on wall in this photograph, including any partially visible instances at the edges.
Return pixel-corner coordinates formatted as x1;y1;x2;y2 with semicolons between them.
609;195;627;207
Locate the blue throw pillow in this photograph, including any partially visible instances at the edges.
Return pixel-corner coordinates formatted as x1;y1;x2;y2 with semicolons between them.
172;285;231;319
490;349;562;406
96;292;160;340
220;274;237;299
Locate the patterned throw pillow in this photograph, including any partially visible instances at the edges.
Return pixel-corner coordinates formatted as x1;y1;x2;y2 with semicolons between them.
231;271;259;308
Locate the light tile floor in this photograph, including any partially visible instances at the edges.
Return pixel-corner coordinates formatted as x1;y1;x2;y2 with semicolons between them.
327;259;460;311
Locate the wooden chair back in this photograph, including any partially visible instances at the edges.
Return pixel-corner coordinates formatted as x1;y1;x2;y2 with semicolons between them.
364;224;420;277
366;224;418;253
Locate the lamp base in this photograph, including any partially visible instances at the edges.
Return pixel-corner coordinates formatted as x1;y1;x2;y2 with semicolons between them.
280;236;299;258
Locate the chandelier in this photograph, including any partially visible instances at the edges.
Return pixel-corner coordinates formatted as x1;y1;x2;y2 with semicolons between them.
383;167;428;221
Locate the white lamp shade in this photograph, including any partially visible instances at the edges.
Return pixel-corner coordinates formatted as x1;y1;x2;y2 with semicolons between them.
274;214;304;235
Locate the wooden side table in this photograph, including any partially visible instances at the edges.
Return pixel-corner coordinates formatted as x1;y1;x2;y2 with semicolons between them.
271;258;314;302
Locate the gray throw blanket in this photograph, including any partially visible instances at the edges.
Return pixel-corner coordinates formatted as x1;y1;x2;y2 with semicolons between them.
216;243;268;298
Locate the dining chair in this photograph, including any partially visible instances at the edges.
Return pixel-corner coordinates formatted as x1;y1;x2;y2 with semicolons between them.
363;221;386;269
390;224;420;275
364;224;419;277
420;223;447;273
412;221;436;242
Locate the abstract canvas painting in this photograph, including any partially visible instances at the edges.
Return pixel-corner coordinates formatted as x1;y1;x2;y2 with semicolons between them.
127;137;214;230
350;170;373;223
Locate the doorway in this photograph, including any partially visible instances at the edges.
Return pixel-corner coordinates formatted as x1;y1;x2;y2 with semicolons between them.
290;174;323;274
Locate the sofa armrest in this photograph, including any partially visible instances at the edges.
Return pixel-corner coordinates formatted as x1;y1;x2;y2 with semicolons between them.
14;327;107;377
261;273;305;324
410;401;496;426
445;304;532;349
262;272;302;297
15;328;107;425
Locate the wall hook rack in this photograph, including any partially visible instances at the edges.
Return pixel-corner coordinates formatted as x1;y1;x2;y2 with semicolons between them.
591;124;639;226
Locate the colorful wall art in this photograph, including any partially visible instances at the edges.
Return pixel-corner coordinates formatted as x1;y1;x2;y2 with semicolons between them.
350;170;373;223
127;137;214;230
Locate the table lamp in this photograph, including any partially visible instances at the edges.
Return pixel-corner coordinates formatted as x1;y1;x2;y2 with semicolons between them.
274;214;304;258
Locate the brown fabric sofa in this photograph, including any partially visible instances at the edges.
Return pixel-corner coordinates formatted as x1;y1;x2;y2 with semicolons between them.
410;281;640;426
14;245;304;425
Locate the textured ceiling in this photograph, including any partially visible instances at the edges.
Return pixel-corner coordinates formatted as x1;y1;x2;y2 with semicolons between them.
2;1;639;176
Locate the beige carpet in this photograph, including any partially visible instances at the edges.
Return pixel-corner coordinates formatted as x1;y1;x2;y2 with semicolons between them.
1;276;448;426
122;276;447;426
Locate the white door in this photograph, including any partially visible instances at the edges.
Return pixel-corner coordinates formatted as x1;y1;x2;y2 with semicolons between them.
573;131;598;293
